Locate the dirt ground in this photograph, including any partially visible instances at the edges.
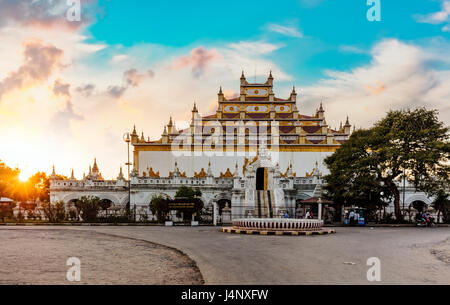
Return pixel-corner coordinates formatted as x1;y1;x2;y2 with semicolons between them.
0;229;203;285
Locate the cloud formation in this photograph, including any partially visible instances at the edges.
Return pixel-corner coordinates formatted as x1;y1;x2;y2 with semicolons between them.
415;1;450;32
0;0;93;30
53;79;71;97
76;83;95;97
267;24;303;38
106;68;154;98
302;39;450;128
0;41;64;101
172;47;221;78
124;68;154;87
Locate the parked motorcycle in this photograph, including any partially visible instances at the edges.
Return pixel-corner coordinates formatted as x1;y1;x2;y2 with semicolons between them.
416;216;435;227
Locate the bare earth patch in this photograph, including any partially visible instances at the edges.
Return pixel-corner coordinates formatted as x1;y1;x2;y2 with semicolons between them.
430;238;450;265
0;229;203;285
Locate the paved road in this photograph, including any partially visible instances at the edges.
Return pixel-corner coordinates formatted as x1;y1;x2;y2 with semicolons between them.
1;226;449;284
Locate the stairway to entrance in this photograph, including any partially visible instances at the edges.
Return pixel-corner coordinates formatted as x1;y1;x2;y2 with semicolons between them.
256;190;274;218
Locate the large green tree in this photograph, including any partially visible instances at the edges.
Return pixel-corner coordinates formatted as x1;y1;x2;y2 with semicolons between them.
325;108;449;220
76;196;102;222
149;194;169;223
432;189;450;223
174;186;202;199
324;129;392;213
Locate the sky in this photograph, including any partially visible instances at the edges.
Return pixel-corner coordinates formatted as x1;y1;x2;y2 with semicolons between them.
0;0;449;180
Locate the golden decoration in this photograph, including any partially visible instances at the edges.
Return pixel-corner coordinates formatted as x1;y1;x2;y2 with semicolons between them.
149;167;160;178
194;168;207;178
220;168;235;178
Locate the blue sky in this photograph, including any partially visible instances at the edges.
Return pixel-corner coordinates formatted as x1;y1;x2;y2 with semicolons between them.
86;0;448;83
0;0;449;178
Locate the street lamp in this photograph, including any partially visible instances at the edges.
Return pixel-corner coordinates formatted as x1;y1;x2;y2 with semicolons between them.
123;132;132;215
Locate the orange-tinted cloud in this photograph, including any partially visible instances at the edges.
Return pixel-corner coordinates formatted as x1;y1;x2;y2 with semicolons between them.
0;0;97;31
124;68;154;87
107;68;154;98
0;41;64;101
365;81;386;96
53;79;71;97
172;47;221;78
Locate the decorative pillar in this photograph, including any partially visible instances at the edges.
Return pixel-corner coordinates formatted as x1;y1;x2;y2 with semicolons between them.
213;201;218;226
318;197;323;220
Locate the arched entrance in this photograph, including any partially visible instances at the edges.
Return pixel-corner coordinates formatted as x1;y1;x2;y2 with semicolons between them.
256;167;267;190
217;199;231;216
411;200;428;213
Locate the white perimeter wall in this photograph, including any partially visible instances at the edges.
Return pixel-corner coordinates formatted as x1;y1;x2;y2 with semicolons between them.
138;150;333;177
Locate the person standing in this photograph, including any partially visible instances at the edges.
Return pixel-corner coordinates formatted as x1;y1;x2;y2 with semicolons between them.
349;210;355;226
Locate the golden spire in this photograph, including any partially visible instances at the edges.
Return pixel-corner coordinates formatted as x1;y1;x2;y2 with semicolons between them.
70;168;74;179
192;102;198;112
345;116;351;126
132;124;137;135
318;102;324;112
92;158;99;172
52;165;56;176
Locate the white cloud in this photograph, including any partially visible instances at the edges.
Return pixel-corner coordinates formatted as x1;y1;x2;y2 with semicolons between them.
301;39;450;130
338;45;367;54
415;1;450;32
111;54;129;63
267;23;303;38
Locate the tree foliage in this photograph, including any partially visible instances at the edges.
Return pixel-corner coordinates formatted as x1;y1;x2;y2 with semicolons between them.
0;160;53;202
325;108;449;220
42;201;66;223
175;186;202;199
432;189;450;224
149;194;169;223
76;196;101;222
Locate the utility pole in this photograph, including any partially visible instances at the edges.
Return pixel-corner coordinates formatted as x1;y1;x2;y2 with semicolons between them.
123;132;132;217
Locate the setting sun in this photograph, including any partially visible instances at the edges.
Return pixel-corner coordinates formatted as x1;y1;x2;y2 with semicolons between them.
18;171;30;182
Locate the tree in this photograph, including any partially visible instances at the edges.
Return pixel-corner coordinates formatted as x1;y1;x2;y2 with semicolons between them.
325;108;449;220
0;160;20;199
149;194;169;223
0;202;16;222
28;172;50;202
76;196;102;222
175;186;202;199
324;129;391;214
42;201;66;223
432;189;450;224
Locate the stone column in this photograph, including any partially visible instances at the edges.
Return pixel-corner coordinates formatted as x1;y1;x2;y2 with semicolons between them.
213;201;218;226
318;198;322;220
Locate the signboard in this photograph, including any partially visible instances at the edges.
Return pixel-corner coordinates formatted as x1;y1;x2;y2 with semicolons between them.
168;202;196;210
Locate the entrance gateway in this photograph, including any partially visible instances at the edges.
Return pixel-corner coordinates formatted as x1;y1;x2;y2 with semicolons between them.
221;145;332;236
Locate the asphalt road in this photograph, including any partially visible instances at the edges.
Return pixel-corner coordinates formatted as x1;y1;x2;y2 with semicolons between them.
0;226;449;285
